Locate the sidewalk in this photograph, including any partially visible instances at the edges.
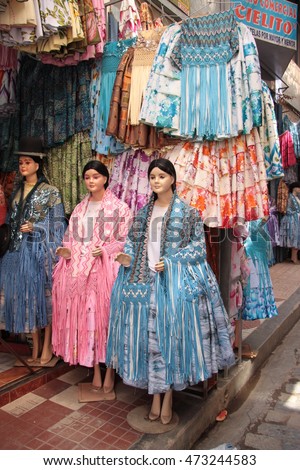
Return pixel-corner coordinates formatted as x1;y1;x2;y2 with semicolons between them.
0;261;299;450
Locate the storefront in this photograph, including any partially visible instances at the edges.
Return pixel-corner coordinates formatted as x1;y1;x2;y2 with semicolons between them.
0;0;299;421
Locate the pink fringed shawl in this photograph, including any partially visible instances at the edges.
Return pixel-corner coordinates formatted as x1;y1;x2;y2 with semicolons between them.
52;189;132;366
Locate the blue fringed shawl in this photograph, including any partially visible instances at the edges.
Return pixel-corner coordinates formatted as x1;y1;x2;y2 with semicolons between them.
171;9;239;140
106;193;235;386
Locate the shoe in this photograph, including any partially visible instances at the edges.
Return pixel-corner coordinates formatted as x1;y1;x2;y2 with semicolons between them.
91;384;102;392
160;413;172;425
144;411;160;422
27;357;38;364
160;390;172;425
40;354;53;366
241;343;257;360
242;351;257;359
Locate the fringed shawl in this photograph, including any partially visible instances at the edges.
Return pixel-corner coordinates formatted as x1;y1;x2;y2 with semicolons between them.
171;9;239;140
52;189;132;366
107;193;235;385
0;183;66;333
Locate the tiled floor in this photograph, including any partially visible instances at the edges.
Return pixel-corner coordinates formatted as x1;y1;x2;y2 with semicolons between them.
0;260;299;450
0;367;147;450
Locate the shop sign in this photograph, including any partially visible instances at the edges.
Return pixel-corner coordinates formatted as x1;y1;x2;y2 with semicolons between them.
169;0;190;16
235;0;298;50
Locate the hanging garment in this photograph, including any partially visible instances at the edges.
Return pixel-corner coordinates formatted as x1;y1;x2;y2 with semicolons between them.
140;22;262;139
276;178;289;214
0;44;18;117
127;30;162;126
90;38;135;155
279;193;300;249
166;128;269;228
106;30;174;149
0;43;18;69
282;115;300;159
119;0;141;39
52;189;132;367
0;182;66;333
229;22;262;136
171;9;239;140
265;198;280;266
283;165;298;185
0;0;37;46
106;47;135;141
259;81;284;180
279;130;297;169
266;198;280;248
0;171;17;203
46;131;93;216
94;154;116;174
229;225;250;323
92;0;106;56
19;56;91;148
0;113;19;173
0;68;17;116
242;219;278;320
139;2;154;31
139;23;181;133
108;11;119;42
106;193;235;393
0;183;6;225
109;148;158;215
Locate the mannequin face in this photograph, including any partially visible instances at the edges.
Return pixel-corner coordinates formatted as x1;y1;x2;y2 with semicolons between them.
84;169;107;195
149;167;174;196
19;157;39;178
293;187;300;198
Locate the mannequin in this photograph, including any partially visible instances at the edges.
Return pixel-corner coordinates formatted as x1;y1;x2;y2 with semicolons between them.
242;217;278;322
0;136;66;365
52;161;132;398
106;159;235;424
279;182;300;264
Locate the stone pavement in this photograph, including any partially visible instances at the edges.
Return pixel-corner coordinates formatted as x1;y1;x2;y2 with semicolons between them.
193;315;300;450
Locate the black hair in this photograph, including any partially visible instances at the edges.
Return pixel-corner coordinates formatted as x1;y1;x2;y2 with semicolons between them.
289;182;300;193
18;155;45;180
82;160;109;189
148;158;177;196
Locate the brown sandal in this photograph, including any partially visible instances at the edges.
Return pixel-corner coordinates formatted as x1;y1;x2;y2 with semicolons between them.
241;343;257;359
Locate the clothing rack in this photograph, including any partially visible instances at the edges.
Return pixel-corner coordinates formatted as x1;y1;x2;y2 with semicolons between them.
104;0;188;23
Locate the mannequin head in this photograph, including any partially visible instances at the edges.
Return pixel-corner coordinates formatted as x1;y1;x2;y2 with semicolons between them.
148;159;176;200
19;156;40;180
82;161;109;196
16;137;46;180
289;182;300;197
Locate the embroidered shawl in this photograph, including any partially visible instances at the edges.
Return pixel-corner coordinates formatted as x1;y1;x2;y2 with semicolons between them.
52;189;132;365
107;193;235;385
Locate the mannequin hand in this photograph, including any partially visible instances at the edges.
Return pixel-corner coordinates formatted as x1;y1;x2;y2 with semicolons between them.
20;221;33;233
56;247;71;259
92;246;102;257
155;258;164;272
115;252;131;267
